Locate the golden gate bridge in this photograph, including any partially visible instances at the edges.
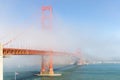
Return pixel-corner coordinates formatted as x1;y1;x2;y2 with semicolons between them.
0;1;84;80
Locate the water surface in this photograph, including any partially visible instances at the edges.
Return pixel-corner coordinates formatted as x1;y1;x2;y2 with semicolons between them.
4;64;120;80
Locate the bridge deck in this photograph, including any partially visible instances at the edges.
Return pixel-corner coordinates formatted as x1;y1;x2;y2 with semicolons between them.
3;48;53;55
3;48;70;56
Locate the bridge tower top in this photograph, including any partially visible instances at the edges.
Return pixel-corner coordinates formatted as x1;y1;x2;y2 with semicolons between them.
41;6;53;30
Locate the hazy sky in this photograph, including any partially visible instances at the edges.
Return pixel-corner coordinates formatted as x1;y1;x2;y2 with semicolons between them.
1;0;120;67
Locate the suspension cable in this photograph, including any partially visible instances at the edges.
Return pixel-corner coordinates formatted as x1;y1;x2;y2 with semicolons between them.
3;9;41;46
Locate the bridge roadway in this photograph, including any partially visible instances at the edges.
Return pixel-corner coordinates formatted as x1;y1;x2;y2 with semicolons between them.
3;48;72;56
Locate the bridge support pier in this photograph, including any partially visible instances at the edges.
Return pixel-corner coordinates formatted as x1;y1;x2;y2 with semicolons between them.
0;43;3;80
49;51;54;74
40;56;46;74
35;51;61;76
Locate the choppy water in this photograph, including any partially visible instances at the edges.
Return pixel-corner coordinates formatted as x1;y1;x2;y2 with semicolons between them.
4;64;120;80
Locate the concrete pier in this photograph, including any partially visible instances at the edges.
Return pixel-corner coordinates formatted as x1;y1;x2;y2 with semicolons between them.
35;73;61;77
0;43;3;80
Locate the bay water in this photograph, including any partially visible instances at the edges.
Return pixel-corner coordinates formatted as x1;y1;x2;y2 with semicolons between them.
4;64;120;80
